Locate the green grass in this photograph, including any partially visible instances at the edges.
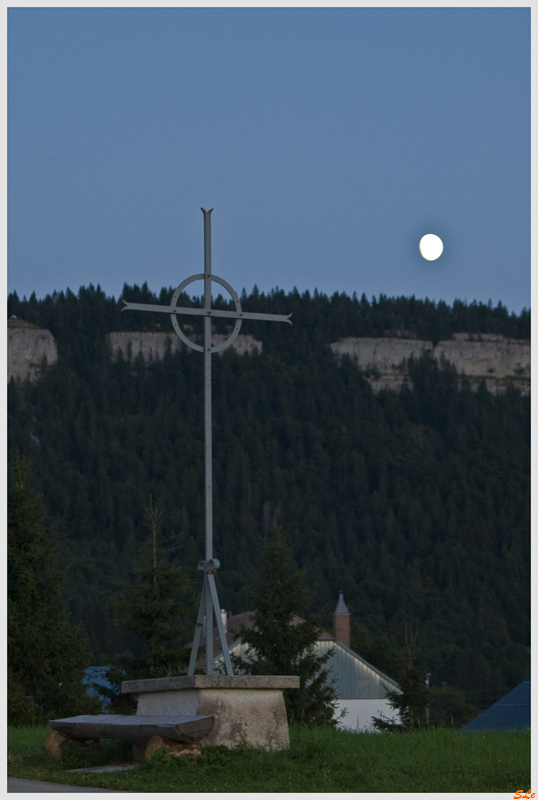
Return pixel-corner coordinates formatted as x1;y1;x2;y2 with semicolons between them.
8;724;530;793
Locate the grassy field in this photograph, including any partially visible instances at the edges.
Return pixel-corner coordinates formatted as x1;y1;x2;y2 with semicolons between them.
8;723;530;793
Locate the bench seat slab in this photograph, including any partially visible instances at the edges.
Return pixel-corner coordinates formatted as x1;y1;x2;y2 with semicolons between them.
49;714;214;743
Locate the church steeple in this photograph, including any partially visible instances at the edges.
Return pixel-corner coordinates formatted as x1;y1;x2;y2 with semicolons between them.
333;590;350;648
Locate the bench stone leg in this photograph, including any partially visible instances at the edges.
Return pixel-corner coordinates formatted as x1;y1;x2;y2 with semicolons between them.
144;736;201;760
45;730;100;761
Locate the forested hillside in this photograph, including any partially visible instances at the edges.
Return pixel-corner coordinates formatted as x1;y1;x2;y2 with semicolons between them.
7;285;530;710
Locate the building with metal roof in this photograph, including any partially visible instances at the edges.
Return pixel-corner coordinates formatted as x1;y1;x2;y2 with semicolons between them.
208;594;401;732
461;681;530;732
88;595;401;730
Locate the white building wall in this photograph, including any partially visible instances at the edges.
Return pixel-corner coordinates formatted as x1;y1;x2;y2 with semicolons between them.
335;698;400;732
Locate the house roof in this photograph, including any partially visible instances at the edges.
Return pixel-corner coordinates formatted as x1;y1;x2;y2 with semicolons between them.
201;611;400;698
188;611;332;669
461;682;530;732
314;638;399;699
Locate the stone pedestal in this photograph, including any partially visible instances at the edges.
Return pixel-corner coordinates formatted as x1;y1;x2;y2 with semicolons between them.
122;675;300;751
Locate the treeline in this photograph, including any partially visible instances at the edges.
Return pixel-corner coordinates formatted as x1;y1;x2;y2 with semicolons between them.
7;286;530;711
8;283;530;356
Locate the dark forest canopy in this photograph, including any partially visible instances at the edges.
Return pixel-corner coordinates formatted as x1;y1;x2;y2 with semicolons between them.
8;283;530;348
7;286;530;712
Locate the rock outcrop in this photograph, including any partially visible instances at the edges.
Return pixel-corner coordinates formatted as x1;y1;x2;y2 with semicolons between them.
330;333;530;394
106;331;263;361
8;318;58;382
7;320;530;395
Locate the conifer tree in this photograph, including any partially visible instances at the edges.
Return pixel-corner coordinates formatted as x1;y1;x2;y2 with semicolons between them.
233;522;338;726
7;286;530;705
373;629;429;731
103;498;195;712
8;456;97;725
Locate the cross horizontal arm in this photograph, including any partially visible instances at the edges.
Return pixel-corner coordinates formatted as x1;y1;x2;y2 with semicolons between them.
122;300;292;324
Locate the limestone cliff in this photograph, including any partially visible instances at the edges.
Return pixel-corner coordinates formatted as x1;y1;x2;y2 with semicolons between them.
106;331;263;361
7;322;530;394
8;318;58;382
330;333;530;394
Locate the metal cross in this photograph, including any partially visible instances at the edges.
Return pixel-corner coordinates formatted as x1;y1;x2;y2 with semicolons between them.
122;208;292;676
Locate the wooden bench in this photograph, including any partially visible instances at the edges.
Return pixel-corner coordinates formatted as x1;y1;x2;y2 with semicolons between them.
46;714;214;760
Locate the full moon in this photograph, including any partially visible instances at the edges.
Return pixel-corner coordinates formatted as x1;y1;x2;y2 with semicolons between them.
419;233;444;261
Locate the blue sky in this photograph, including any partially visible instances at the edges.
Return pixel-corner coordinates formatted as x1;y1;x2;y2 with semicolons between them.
8;7;530;312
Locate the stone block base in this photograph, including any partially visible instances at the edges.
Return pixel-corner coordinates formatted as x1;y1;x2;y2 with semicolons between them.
122;675;300;752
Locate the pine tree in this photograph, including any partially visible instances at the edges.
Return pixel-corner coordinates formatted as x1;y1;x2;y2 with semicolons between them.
372;628;429;731
8;286;530;704
233;522;338;726
8;455;98;725
103;498;195;712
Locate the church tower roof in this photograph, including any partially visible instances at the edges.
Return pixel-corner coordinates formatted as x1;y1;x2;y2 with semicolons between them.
334;590;349;615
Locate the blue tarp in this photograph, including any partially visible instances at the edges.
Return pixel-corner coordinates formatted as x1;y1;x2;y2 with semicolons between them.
461;681;530;732
84;666;113;708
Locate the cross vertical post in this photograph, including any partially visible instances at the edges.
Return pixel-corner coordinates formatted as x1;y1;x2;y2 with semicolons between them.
203;209;213;567
202;208;214;673
121;208;292;678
